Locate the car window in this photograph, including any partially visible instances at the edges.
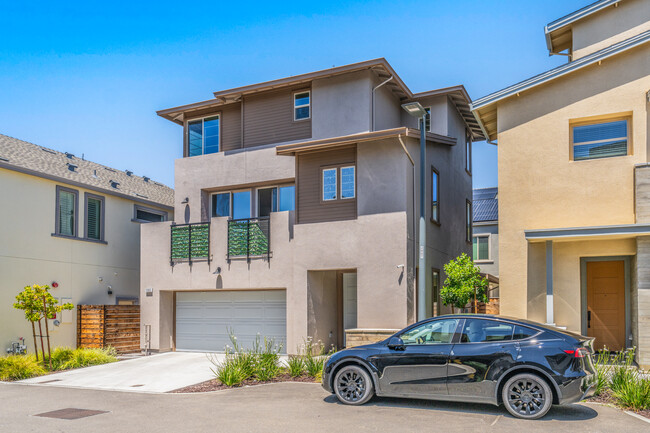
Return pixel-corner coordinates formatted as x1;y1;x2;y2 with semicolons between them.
400;318;459;345
459;319;513;343
513;325;538;340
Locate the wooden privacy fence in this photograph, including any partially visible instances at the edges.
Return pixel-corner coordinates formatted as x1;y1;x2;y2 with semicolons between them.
77;305;140;354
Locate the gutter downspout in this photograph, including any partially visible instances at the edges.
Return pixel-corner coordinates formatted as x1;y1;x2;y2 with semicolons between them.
372;75;394;131
398;135;417;322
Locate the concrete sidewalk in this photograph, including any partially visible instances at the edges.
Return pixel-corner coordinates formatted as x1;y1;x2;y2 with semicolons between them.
19;352;220;392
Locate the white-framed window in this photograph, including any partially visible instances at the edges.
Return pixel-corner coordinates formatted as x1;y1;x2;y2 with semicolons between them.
294;91;311;121
473;234;490;262
571;116;630;161
340;166;355;199
187;115;220;157
322;168;337;201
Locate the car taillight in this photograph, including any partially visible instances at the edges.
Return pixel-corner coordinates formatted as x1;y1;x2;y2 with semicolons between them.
564;348;589;358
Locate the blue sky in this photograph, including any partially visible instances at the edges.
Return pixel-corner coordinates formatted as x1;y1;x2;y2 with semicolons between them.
0;0;588;189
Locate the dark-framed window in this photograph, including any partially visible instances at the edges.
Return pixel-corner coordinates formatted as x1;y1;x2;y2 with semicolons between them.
258;185;295;217
55;186;78;237
424;107;431;132
473;234;490;261
187;115;220;157
84;193;105;241
465;128;472;175
431;166;440;224
133;205;167;223
294;90;311;121
466;200;472;243
571;116;630;161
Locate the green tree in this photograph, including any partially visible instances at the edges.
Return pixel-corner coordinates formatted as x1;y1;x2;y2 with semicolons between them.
13;284;74;365
440;254;488;312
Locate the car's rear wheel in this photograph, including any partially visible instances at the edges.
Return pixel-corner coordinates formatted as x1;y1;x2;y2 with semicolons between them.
333;365;374;405
502;373;553;420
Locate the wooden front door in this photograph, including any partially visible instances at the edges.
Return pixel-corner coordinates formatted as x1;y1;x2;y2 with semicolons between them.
586;260;626;351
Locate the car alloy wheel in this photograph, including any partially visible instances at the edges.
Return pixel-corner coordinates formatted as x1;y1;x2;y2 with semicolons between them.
502;373;553;420
334;365;374;405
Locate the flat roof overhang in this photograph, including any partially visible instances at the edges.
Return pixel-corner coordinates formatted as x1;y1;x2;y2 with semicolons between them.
525;223;650;242
275;127;456;155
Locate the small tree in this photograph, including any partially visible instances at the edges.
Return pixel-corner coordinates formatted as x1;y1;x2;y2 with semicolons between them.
440;254;488;313
13;284;73;367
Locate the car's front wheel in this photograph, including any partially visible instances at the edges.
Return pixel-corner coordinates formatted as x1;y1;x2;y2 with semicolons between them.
502;373;553;420
333;365;374;405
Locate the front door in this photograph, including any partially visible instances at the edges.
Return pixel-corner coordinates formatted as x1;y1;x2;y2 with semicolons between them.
586;260;626;351
373;318;459;397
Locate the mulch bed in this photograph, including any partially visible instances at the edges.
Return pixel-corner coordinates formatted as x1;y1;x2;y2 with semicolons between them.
590;390;650;419
169;373;319;393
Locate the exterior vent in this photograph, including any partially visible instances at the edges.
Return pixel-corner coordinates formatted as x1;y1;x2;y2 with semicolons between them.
110;180;120;188
0;156;8;162
104;167;116;173
143;176;150;183
92;169;98;178
41;147;56;154
67;163;78;172
136;193;148;198
125;170;133;176
65;152;74;159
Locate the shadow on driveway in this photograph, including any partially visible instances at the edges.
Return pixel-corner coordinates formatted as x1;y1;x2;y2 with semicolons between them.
323;394;598;421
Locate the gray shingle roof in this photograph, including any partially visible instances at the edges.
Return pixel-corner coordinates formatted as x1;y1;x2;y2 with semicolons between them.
0;134;174;208
473;187;497;223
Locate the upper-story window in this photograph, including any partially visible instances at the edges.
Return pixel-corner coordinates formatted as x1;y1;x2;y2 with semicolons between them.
294;91;311;121
85;193;105;241
213;186;295;219
133;205;167;223
473;234;490;261
571;116;630;161
431;166;439;224
55;186;78;237
188;115;220;157
466;200;472;243
322;165;355;202
258;185;296;217
424;107;431;132
465;128;472;174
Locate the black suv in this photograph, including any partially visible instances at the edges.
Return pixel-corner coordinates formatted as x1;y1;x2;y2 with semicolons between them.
322;314;596;419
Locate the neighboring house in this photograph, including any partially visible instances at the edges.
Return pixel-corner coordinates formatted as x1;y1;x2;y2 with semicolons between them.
141;58;484;354
472;187;498;278
471;0;650;366
0;135;173;352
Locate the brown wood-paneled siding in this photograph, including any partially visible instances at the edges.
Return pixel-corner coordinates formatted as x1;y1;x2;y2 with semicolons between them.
297;146;356;224
184;102;242;155
243;86;311;148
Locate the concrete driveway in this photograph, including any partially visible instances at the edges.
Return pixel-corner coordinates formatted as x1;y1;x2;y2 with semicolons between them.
18;352;220;392
0;381;647;433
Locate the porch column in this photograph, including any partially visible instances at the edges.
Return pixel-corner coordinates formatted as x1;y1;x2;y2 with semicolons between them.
545;240;554;325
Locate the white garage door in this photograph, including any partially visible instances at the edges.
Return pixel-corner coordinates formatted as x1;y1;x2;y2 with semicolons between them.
175;290;286;352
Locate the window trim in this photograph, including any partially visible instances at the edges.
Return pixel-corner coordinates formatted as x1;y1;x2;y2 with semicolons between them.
211;191;232;218
472;233;492;263
569;113;632;162
465;128;472;175
132;204;168;223
84;192;105;242
54;185;79;238
466;200;472;243
321;167;339;202
293;90;311;122
340;165;356;200
430;165;440;225
186;113;221;157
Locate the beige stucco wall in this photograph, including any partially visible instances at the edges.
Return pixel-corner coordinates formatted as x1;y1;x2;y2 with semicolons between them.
0;168;170;351
571;0;650;59
497;44;650;325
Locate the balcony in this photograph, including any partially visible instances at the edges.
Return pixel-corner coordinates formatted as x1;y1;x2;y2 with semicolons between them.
170;222;211;265
227;217;271;262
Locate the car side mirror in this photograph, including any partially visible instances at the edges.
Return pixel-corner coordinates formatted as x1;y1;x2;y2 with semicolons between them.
387;336;405;351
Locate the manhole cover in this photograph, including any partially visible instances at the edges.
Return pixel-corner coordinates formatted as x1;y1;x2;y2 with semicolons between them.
34;408;108;420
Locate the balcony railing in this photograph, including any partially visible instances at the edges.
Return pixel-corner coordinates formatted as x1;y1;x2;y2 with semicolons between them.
227;217;270;262
170;222;210;265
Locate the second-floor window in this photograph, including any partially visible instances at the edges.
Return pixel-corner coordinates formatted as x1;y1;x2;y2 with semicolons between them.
431;166;439;224
188;115;220;157
424;107;431;132
294;91;311;121
56;186;78;237
465;128;472;174
572;116;630;161
466;200;472;243
473;234;490;261
322;165;355;202
85;193;105;241
258;185;296;217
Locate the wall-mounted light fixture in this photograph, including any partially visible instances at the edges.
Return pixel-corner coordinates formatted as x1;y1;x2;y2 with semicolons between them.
107;286;113;296
181;197;189;204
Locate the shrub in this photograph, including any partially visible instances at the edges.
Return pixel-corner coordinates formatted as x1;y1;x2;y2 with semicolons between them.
304;355;325;378
55;347;117;370
211;356;247;387
593;349;615;396
49;347;75;371
611;376;650;411
0;354;46;380
287;356;305;377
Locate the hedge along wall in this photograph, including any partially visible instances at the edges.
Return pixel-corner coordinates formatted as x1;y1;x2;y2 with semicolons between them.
77;305;140;353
